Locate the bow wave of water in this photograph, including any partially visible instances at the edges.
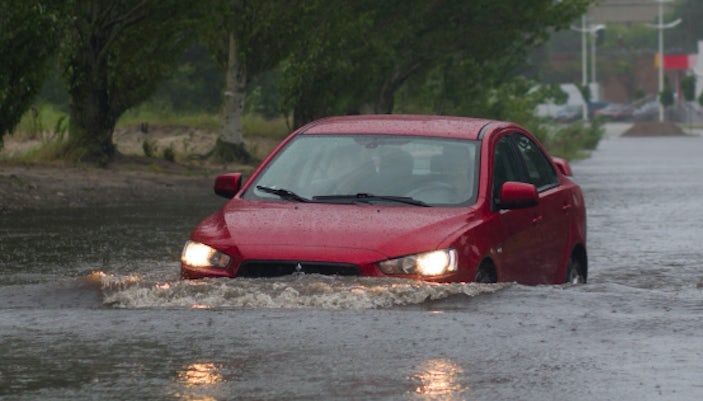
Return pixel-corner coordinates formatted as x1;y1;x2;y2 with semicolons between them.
89;271;511;309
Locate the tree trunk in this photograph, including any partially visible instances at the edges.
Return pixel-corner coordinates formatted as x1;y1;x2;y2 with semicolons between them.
214;32;251;162
375;82;396;114
221;32;246;144
375;60;427;114
66;52;117;165
293;104;316;130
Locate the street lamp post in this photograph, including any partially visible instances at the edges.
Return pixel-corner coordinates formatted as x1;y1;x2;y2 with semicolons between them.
572;17;605;121
590;27;603;87
647;0;681;122
580;16;588;121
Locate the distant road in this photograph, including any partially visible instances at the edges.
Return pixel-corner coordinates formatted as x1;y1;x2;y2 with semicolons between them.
603;122;632;138
603;122;703;138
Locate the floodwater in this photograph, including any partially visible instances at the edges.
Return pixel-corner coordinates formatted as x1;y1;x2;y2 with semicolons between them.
2;130;703;400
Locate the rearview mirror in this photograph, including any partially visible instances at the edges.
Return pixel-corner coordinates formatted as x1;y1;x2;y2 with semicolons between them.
214;173;243;198
498;181;538;209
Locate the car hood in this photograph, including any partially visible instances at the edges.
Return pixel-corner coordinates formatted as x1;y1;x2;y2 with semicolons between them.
193;199;476;259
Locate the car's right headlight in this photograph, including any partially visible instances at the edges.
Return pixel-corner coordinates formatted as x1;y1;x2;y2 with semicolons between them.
181;240;231;269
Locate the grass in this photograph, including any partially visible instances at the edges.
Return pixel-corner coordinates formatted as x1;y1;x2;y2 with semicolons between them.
242;114;290;139
4;104;291;165
7;104;604;165
117;107;290;139
118;108;221;131
14;103;69;141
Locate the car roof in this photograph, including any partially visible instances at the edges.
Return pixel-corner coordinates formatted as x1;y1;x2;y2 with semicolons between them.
298;114;510;140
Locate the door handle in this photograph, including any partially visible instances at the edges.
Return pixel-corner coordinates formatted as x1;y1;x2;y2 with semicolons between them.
531;215;543;224
561;203;572;212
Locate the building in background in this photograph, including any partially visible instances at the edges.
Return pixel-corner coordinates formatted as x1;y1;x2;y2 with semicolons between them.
546;0;703;108
589;0;671;24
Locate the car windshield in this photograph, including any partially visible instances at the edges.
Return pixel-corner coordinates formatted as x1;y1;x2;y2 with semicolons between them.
242;134;479;206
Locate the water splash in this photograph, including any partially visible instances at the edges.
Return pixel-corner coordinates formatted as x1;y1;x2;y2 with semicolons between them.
91;272;509;309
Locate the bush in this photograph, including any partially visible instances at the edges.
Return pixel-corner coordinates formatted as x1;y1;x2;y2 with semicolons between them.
162;146;175;162
546;119;604;159
142;139;157;157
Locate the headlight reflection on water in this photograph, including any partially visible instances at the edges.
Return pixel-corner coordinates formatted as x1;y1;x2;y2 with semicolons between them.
177;363;224;387
411;358;468;399
173;363;224;401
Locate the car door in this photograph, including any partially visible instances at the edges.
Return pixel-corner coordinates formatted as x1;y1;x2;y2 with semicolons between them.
490;135;546;284
512;134;571;284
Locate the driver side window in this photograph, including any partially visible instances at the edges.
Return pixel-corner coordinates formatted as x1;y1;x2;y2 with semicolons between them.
514;134;558;191
492;137;521;202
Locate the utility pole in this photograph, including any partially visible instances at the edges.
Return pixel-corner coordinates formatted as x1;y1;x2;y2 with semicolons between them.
572;16;605;122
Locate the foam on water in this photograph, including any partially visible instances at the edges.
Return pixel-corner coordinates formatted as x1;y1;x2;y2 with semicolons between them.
91;271;510;309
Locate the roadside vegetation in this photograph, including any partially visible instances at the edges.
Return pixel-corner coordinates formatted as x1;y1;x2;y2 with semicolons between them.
1;0;639;168
7;105;602;165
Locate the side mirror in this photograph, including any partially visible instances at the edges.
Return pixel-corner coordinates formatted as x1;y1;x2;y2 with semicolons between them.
498;181;538;209
552;157;573;176
214;173;243;198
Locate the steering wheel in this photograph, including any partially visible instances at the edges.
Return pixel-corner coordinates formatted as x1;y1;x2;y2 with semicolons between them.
405;181;461;203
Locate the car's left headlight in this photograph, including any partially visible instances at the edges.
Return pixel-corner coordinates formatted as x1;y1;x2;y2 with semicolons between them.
181;240;231;269
378;249;458;276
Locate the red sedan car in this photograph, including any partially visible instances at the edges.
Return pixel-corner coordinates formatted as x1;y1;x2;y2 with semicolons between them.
181;114;587;285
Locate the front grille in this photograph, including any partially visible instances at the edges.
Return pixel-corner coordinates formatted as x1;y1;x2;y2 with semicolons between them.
236;260;360;278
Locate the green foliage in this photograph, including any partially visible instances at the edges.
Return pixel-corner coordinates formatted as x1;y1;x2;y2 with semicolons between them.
211;137;254;164
15;103;69;141
547;120;604;160
245;69;282;119
147;45;224;113
142;139;157;158
118;107;220;130
5;1;602;163
681;75;696;102
279;0;593;127
51;115;68;143
659;76;675;108
60;0;208;163
279;1;377;126
162;146;175;162
241;115;288;139
0;1;65;146
668;0;703;54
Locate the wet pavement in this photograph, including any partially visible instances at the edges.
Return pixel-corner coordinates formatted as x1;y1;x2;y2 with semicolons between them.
1;129;703;400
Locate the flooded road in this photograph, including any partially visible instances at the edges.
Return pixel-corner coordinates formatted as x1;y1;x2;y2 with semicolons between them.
2;131;703;400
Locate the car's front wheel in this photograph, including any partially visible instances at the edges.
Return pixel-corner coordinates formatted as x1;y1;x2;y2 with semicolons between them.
474;262;497;283
564;254;586;284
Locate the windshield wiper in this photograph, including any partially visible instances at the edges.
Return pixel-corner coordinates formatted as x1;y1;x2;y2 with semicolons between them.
256;186;311;203
312;193;430;207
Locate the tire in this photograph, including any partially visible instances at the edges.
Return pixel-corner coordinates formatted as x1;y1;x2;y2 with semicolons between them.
474;262;497;283
564;254;586;284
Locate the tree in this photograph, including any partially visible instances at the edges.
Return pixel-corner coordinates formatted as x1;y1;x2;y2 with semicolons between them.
280;1;376;127
202;0;300;163
669;0;703;54
680;74;696;128
60;1;203;164
147;45;224;113
0;1;65;148
681;75;696;102
659;75;675;109
280;0;594;128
